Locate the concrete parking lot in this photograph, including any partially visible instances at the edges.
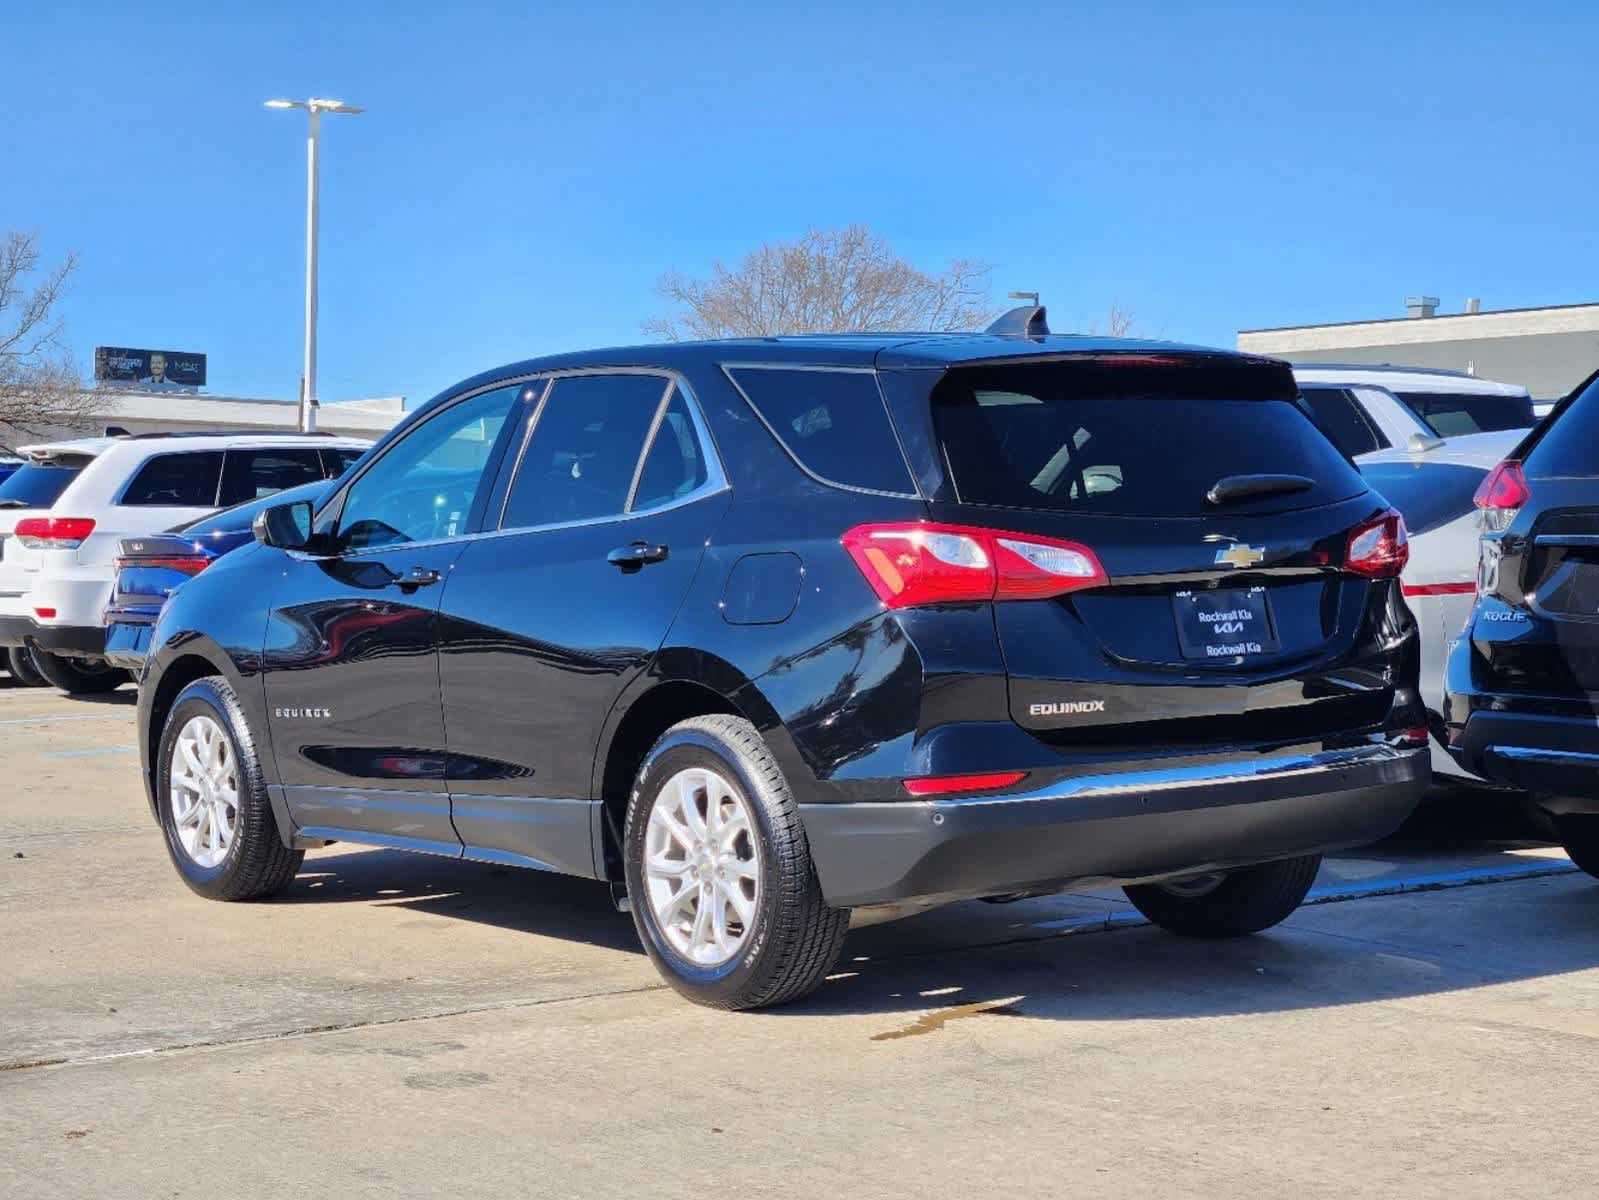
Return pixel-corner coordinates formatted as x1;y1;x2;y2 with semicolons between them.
3;680;1597;1199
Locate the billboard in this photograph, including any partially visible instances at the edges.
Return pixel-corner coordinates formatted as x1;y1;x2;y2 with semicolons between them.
94;346;206;391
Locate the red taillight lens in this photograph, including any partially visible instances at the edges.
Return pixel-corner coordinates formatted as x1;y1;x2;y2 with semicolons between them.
902;771;1027;797
1473;460;1529;533
1345;509;1409;579
114;555;210;577
842;522;1107;609
14;517;96;549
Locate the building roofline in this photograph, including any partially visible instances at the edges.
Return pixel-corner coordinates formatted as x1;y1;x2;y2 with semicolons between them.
1240;300;1599;336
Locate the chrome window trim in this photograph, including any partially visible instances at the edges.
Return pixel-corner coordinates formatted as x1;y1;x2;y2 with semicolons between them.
623;378;679;513
719;362;922;500
493;367;729;536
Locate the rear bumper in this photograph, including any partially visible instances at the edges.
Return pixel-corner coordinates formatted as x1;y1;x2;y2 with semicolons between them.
1448;709;1599;811
800;744;1428;908
103;619;156;670
0;613;107;657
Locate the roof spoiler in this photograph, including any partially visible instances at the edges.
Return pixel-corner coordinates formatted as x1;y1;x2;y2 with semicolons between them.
985;304;1050;339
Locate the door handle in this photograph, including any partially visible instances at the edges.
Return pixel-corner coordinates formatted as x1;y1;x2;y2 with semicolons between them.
394;565;442;593
607;542;670;573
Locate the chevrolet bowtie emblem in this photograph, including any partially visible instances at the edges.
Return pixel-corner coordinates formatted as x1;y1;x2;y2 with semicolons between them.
1215;544;1266;569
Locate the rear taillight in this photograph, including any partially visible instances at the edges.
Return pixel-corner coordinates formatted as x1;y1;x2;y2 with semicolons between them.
14;517;96;549
902;771;1027;797
1345;509;1409;579
115;554;210;577
842;522;1107;609
1473;460;1529;534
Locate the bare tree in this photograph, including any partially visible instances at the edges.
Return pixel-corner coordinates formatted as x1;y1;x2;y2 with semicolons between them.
1089;301;1136;337
0;229;93;440
645;225;994;340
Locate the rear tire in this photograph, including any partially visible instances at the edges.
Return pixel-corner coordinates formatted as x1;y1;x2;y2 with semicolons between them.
31;649;129;695
156;676;303;901
1125;854;1321;938
6;645;47;687
624;714;849;1010
1555;816;1599;880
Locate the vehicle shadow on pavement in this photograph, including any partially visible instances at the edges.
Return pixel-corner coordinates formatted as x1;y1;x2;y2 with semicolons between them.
281;847;643;954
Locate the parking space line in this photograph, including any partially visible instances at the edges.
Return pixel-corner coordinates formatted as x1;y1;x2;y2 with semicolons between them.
0;714;132;726
39;746;137;759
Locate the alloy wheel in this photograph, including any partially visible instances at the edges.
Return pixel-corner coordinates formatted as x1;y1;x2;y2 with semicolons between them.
643;767;762;967
169;714;240;869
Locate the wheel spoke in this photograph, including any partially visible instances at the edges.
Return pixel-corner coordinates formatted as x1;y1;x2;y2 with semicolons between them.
689;887;713;950
646;853;691;878
178;738;206;779
724;879;755;926
678;773;708;839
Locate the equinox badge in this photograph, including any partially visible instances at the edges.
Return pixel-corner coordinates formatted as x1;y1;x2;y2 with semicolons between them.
1214;544;1266;569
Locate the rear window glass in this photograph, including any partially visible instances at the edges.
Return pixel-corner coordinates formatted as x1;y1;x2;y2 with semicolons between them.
1360;462;1485;536
727;367;914;494
0;462;87;510
1527;377;1599;478
1297;387;1385;457
121;452;224;507
932;362;1367;517
1393;390;1535;437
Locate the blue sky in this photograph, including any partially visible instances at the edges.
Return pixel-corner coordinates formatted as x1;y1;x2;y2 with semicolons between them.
3;0;1595;408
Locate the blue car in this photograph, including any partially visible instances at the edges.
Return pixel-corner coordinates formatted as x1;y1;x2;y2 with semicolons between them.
104;480;332;670
0;446;22;487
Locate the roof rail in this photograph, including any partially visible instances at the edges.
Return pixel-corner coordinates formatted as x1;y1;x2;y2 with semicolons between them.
121;430;341;440
985;304;1051;339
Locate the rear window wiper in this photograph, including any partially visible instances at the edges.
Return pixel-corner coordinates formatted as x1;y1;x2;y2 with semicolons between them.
0;499;32;508
1206;474;1315;506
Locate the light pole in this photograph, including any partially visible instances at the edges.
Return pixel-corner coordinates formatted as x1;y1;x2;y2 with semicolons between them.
265;97;363;433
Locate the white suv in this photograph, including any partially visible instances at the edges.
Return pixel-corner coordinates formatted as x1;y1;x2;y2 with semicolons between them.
1292;365;1535;461
0;432;369;693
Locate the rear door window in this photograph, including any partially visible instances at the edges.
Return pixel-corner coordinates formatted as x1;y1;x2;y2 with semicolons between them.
218;448;327;506
931;361;1367;516
0;461;90;510
726;367;915;494
1297;387;1385;457
120;452;224;507
500;374;671;529
1393;390;1535;436
631;386;710;511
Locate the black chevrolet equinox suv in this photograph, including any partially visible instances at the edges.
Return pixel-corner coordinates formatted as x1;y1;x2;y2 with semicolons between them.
137;311;1430;1009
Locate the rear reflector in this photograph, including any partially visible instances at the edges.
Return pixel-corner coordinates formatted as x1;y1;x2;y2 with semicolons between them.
115;555;210;577
33;607;56;619
1345;509;1409;579
1400;581;1477;597
14;516;96;550
902;771;1027;797
1397;726;1429;747
843;522;1107;609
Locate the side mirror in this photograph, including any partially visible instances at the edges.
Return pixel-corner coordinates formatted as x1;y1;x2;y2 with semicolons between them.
252;500;314;550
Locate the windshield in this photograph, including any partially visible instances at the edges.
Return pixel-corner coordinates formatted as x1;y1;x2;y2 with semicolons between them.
930;361;1368;517
1393;390;1535;437
0;460;89;509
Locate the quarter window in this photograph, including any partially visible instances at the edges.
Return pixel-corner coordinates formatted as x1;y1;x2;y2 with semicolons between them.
336;384;520;550
1296;388;1385;458
500;374;671;529
120;452;224;507
727;367;914;494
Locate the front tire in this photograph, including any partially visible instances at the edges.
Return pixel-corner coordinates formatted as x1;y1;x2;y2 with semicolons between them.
624;714;849;1010
31;649;129;695
6;645;47;687
1124;854;1321;938
1555;815;1599;880
156;676;302;901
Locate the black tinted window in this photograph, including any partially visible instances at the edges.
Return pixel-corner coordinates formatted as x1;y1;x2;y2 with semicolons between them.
632;387;710;511
0;462;86;509
120;452;224;507
1298;387;1384;457
218;449;326;506
728;367;913;493
1394;390;1535;437
323;448;365;476
932;362;1367;517
501;374;668;529
1527;377;1599;478
1360;462;1485;535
